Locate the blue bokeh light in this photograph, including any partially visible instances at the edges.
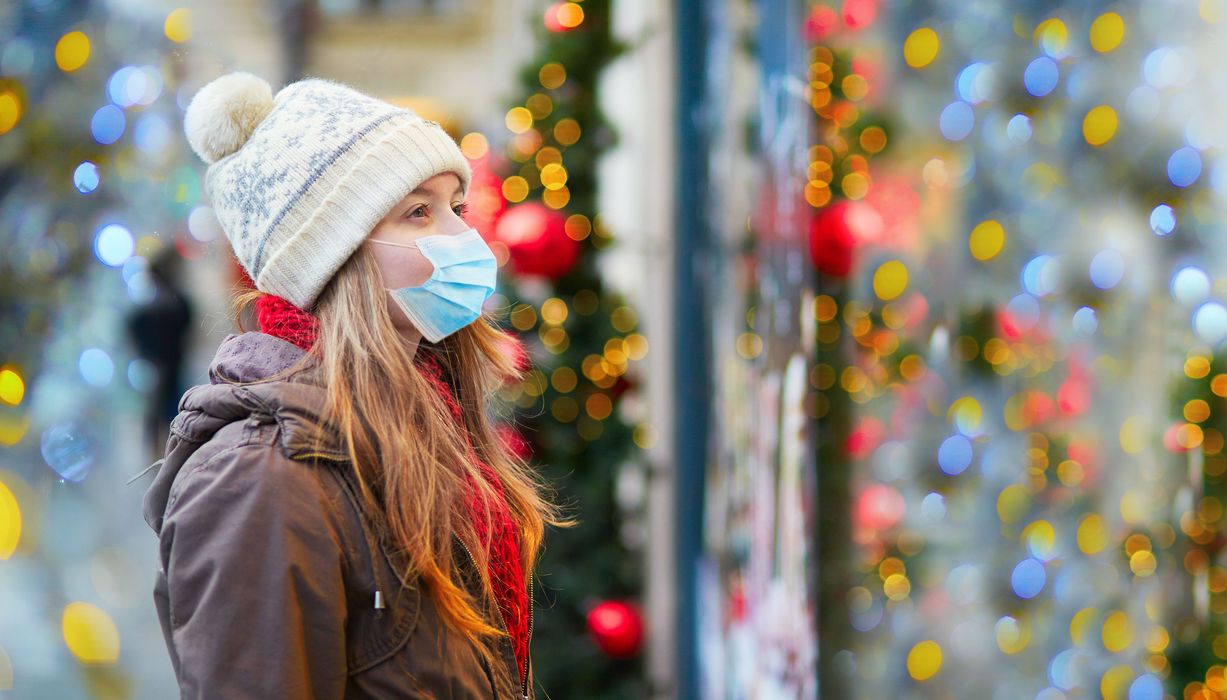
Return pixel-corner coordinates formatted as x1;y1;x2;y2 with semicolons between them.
1172;266;1210;305
94;224;134;267
1011;558;1046;599
90;104;126;145
938;435;973;475
940;101;975;141
1194;302;1227;345
1007;114;1032;144
40;422;93;482
1024;57;1059;97
79;348;114;388
1168;146;1202;187
1149;203;1175;236
1128;674;1163;700
1073;306;1098;336
1089;250;1124;290
73;161;99;194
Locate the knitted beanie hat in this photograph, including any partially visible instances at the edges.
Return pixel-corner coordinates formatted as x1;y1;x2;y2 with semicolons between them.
183;72;472;309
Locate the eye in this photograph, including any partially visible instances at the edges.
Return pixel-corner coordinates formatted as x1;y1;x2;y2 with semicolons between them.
405;205;427;219
453;202;470;218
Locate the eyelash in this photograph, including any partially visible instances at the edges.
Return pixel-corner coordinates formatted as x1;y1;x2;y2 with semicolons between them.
407;202;470;220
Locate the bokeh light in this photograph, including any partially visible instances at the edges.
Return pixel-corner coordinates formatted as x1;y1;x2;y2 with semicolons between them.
73;161;99;194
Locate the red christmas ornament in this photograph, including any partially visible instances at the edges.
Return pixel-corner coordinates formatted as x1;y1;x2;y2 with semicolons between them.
586;600;644;659
493;201;580;281
809;201;858;277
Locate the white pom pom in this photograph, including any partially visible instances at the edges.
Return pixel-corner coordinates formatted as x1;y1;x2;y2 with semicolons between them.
184;72;274;164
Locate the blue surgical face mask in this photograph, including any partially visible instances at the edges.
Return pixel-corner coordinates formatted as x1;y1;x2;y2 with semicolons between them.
367;228;497;342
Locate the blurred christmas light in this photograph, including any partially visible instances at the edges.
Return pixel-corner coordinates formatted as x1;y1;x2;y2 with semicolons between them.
54;31;90;72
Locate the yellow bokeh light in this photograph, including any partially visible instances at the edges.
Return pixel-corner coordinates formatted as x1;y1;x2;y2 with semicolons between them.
535;146;563;168
1082;105;1118;146
736;332;763;360
1212;374;1227;396
903;28;941;69
460;132;489;160
1130;550;1158;577
842;74;869;101
1186;398;1212;422
907;641;942;681
1203;0;1226;23
585;393;612;420
502;176;530;203
557;2;585;28
1102;610;1133;652
1070;607;1096;645
969;220;1005;261
997;484;1030;523
541;297;569;325
554;118;581;146
859;125;887;153
873;260;909;301
505;107;534;134
55;31;91;72
540;163;568;190
62;602;120;664
948;396;982;432
883;573;911;600
0;414;28;447
1119;416;1145;454
539;62;567;90
1034;18;1069;55
0;480;20;560
551;367;577;393
164;8;192;43
543;185;570;209
1023;520;1056;558
1090;12;1126;53
0;91;19;135
1077;514;1108;554
1120;489;1148;524
996;615;1030;654
526;93;554;120
842;172;870;200
564;214;592;241
0;369;23;406
1187;355;1212;378
1100;665;1134;700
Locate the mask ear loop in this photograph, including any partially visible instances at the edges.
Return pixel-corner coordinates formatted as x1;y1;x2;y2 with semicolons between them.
368;238;421;249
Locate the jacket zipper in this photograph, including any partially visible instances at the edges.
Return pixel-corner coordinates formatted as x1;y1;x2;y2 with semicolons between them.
292;450;531;698
455;534;531;700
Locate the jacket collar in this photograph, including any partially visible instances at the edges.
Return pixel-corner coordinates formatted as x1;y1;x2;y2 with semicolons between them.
142;332;347;535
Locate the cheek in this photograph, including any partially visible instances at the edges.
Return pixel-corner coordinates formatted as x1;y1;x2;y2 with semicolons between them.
370;245;435;288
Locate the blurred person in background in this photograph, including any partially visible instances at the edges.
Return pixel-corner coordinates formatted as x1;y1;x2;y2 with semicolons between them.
140;72;568;699
124;247;194;457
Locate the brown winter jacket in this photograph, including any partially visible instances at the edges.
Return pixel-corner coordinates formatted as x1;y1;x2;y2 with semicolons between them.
141;332;535;699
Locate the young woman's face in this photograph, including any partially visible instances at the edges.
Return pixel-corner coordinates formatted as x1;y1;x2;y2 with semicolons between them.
366;172;469;336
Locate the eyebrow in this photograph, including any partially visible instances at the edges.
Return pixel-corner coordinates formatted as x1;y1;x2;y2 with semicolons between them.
410;180;464;199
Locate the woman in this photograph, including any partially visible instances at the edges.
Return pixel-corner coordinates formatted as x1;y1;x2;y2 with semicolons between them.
140;72;566;698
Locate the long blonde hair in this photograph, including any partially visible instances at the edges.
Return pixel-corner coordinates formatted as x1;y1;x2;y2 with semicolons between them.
233;244;571;649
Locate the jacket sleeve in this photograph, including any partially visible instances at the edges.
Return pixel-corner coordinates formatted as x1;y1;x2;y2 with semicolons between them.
157;441;350;699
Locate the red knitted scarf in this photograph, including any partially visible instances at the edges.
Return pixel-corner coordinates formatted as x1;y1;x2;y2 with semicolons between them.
253;294;529;684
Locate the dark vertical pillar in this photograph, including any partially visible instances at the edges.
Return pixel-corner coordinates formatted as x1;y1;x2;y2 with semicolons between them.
673;0;712;697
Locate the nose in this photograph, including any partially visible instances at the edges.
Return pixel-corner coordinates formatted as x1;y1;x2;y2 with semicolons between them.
440;209;470;236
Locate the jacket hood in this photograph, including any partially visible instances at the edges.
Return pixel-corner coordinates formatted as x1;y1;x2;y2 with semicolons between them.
142;332;348;535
